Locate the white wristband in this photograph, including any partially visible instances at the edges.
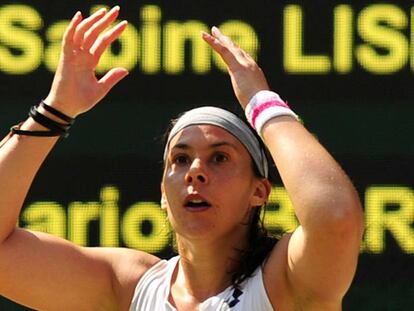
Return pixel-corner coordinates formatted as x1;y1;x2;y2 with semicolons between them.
245;90;299;138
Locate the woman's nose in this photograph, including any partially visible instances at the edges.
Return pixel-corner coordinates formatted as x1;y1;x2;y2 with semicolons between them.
185;159;208;184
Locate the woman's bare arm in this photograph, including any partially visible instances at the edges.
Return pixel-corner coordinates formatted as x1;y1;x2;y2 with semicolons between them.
262;116;363;307
0;7;158;310
203;27;364;308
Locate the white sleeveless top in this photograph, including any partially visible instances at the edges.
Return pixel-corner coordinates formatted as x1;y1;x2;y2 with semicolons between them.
129;256;274;311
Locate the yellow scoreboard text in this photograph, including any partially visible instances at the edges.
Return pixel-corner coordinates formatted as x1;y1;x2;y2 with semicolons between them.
19;185;414;255
1;3;414;75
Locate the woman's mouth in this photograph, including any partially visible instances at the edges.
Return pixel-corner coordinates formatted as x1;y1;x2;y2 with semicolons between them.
184;196;212;211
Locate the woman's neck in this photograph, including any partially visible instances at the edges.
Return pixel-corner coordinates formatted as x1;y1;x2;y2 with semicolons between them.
171;232;248;302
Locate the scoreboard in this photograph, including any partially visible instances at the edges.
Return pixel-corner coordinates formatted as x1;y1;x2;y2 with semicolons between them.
0;1;413;309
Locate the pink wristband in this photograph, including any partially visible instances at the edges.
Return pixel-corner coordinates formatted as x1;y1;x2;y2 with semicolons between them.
245;90;298;138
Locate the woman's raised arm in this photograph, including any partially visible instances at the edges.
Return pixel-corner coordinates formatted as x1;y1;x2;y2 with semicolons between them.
0;7;156;311
203;27;364;309
0;5;127;242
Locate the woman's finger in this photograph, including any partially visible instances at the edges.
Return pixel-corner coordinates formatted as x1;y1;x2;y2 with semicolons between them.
211;26;235;47
62;11;83;52
83;6;120;51
72;8;107;48
98;67;129;96
211;27;252;64
203;27;269;107
202;30;240;70
90;20;128;61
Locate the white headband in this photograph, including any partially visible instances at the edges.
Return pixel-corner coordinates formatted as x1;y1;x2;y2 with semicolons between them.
164;106;268;178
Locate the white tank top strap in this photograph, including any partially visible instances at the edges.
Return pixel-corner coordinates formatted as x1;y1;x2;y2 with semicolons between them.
129;255;179;311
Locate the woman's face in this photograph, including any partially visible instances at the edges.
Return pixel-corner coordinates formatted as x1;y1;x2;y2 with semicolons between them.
161;124;269;242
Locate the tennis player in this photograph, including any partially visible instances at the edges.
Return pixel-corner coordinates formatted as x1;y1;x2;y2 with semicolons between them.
0;7;364;310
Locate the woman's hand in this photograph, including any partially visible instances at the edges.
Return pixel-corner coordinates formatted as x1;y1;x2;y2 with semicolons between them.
202;26;269;108
44;6;128;118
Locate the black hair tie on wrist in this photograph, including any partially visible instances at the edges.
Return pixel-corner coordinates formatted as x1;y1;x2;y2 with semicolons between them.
28;105;70;134
39;101;75;125
7;101;76;138
10;125;64;137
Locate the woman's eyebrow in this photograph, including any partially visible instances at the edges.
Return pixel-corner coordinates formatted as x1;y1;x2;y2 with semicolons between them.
210;142;238;150
172;143;190;150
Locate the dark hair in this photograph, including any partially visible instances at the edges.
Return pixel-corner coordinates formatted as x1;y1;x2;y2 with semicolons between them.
163;112;279;287
230;187;278;287
228;120;280;286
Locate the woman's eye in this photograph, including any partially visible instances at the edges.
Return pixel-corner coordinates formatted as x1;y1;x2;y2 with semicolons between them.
173;155;189;165
213;153;228;163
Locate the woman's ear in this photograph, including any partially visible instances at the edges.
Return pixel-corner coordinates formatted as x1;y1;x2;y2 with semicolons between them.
250;178;271;207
